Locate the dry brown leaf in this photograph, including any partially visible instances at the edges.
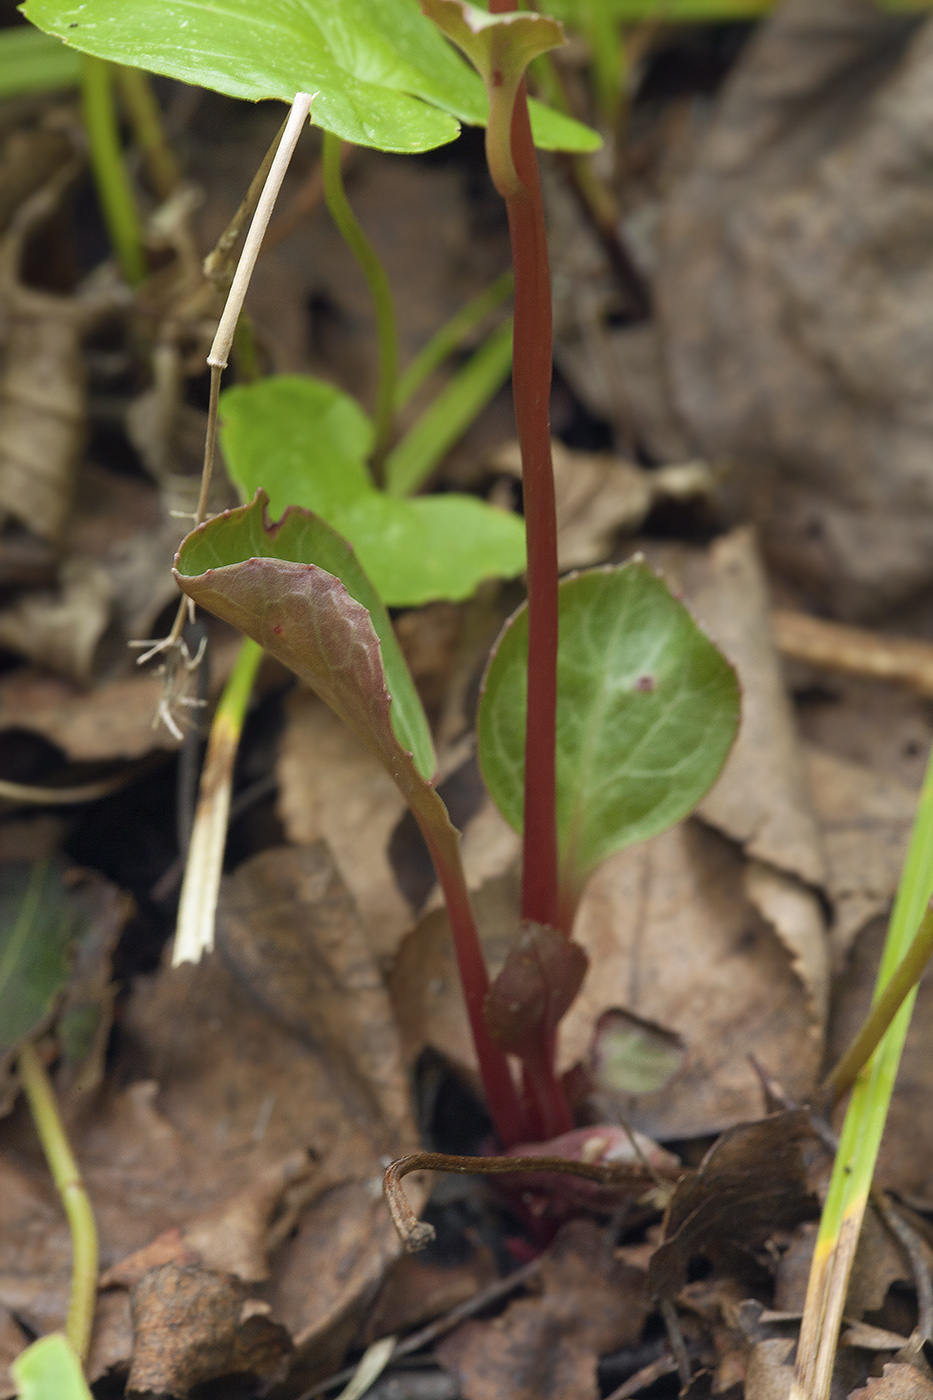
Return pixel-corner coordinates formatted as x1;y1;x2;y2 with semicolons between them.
640;530;830;1027
436;1220;649;1400
566;821;823;1138
649;1111;818;1301
217;842;416;1151
655;0;933;618
492;439;714;570
804;745;918;964
0;668;177;760
128;1263;292;1396
102;1151;315;1288
0;559;113;682
850;1362;933;1399
361;1248;498;1347
276;691;414;961
0;843;421;1385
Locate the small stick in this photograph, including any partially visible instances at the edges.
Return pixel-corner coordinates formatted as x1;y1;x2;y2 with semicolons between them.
603;1354;678;1400
136;92;316;669
383;1149;672;1252
772;609;933;697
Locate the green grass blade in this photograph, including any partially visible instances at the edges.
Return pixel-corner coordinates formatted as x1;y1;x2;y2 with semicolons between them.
793;740;933;1400
386;317;514;497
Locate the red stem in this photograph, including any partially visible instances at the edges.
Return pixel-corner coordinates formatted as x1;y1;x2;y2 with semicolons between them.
497;69;561;935
420;821;526;1147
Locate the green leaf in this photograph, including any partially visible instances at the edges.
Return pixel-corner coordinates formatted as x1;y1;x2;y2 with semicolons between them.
220;376;526;606
220;377;374;520
590;1008;686;1096
0;860;74;1062
21;0;599;154
386;316;514;496
175;492;436;779
477;562;740;902
0;27;81;98
11;1334;93;1400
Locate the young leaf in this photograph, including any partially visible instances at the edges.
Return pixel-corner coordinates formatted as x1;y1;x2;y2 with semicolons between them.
22;0;599;155
220;376;526;607
174;492;435;779
175;496;523;1135
0;860;74;1062
483;922;588;1058
421;0;564;194
11;1334;93;1400
477;562;740;912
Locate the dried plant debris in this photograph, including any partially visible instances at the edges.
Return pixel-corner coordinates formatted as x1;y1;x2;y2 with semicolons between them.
649;1111;819;1301
437;1220;650;1400
128;1262;292;1396
0;843;422;1387
851;1363;933;1399
655;0;933;617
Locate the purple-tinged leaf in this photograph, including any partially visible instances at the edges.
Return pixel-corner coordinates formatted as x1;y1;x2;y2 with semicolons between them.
483;922;587;1058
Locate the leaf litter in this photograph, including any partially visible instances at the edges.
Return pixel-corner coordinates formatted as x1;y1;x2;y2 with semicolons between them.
4;14;933;1398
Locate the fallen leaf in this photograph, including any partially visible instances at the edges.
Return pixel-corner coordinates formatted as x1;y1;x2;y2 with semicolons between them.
276;691;413;962
649;1111;819;1301
850;1362;933;1399
655;0;933;618
0;669;176;761
437;1219;649;1400
0;843;422;1386
128;1263;292;1396
804;745;918;965
492;439;715;570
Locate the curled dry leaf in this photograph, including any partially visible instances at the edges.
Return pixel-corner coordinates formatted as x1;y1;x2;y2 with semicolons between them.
128;1263;292;1396
649;1111;819;1302
437;1219;649;1400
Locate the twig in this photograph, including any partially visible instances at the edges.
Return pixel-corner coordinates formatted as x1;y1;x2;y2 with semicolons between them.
772;609;933;697
383;1149;671;1252
18;1041;98;1363
603;1353;678;1400
659;1299;691;1391
871;1193;933;1345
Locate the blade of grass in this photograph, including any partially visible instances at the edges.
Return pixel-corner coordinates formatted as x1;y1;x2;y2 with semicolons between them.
0;27;82;98
18;1040;98;1363
322;130;398;481
114;66;180;200
173;636;263;966
792;740;933;1400
394;269;513;410
80;55;146;287
386;316;514;497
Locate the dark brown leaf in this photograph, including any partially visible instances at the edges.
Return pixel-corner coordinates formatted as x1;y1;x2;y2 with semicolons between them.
483;923;588;1057
650;1111;819;1301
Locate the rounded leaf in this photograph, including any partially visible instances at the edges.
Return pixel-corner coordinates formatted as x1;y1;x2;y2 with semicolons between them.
477;562;740;902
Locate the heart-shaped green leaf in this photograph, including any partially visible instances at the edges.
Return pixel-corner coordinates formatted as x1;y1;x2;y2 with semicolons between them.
220;376;526;606
175;492;436;779
477;561;740;906
22;0;600;154
0;860;74;1062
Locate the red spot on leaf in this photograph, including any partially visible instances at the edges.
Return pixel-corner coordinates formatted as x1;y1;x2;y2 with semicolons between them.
491;67;503;87
272;624;283;636
634;675;656;692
